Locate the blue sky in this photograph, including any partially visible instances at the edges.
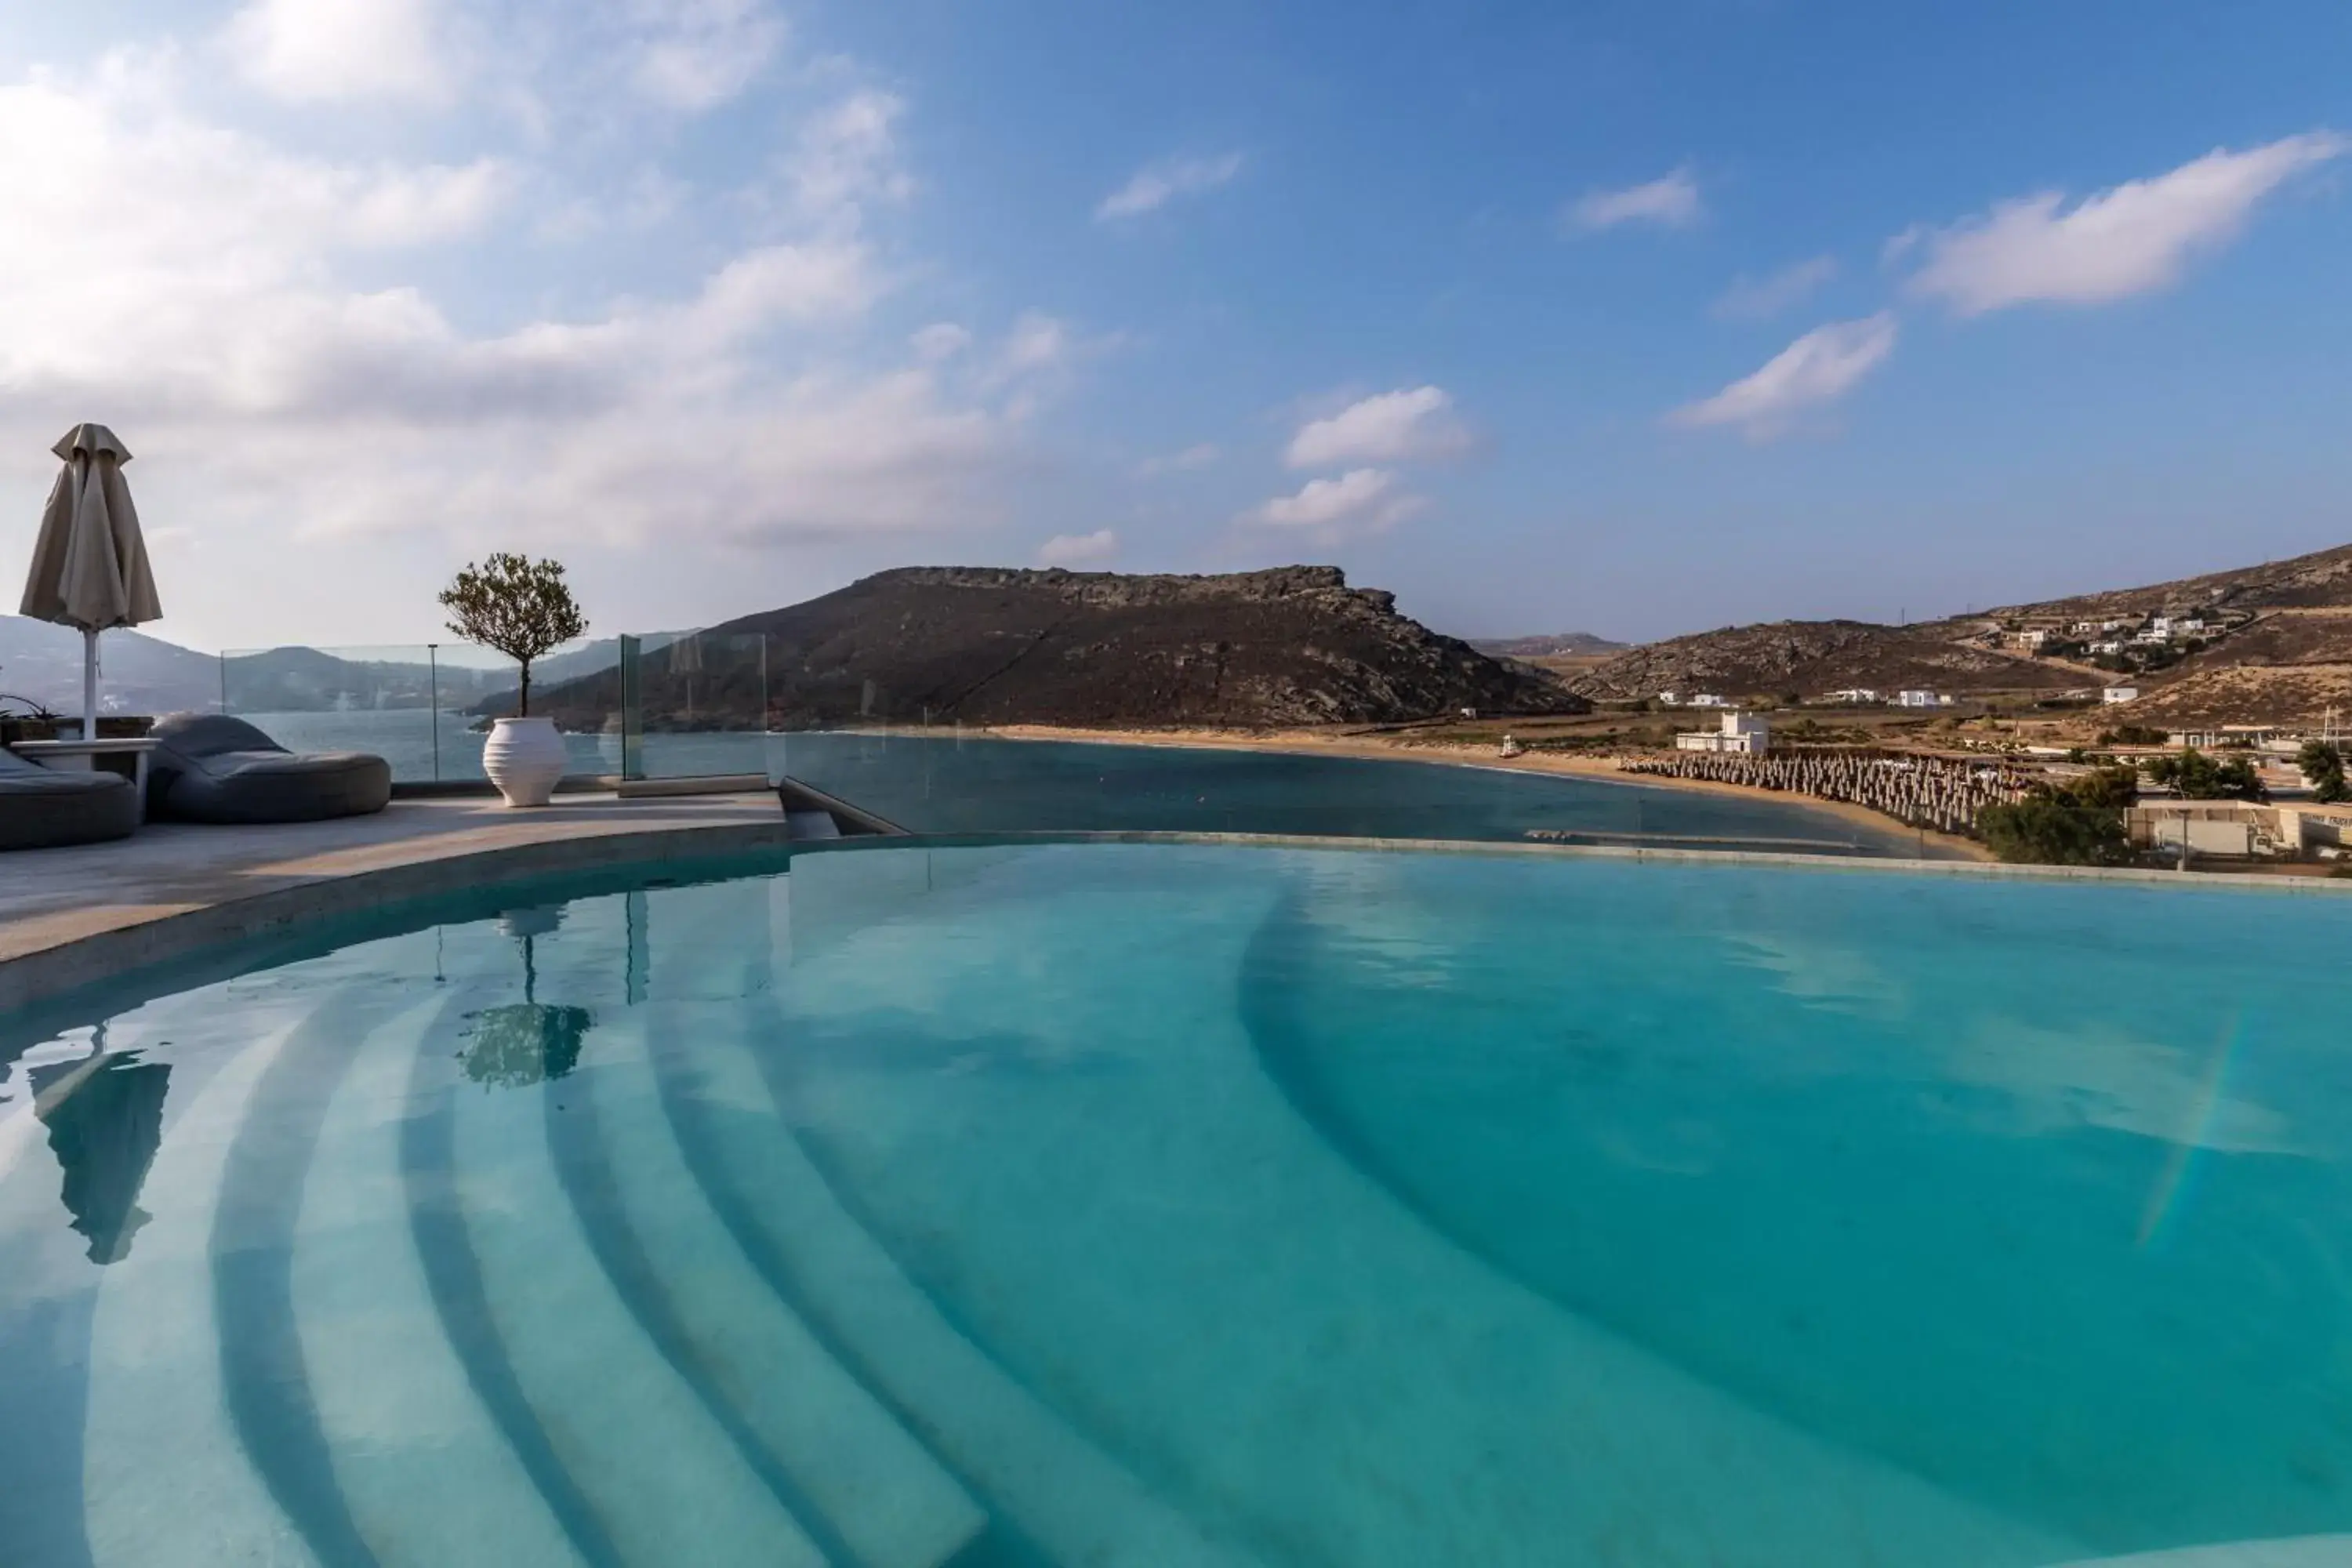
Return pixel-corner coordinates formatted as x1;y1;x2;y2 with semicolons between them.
3;1;2349;650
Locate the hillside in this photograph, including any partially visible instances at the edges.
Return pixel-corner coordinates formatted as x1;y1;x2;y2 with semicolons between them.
523;565;1584;729
1984;541;2352;724
1987;540;2352;621
1470;632;1627;658
1558;540;2352;722
1567;620;2083;704
1;615;217;713
2110;608;2352;726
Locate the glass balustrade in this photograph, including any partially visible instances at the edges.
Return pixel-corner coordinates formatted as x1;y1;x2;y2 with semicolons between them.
190;633;1895;855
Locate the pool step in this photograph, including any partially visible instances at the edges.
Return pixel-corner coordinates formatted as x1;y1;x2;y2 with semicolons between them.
293;994;586;1566
767;875;2082;1568
82;1007;324;1567
448;1014;827;1568
579;1011;987;1568
2043;1542;2352;1566
656;1012;1257;1568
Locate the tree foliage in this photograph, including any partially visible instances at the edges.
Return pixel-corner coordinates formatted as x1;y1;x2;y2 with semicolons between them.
2299;740;2348;804
2143;747;2266;801
1977;767;2138;866
439;553;588;717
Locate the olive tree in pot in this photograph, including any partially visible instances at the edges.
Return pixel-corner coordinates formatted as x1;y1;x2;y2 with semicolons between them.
441;553;587;807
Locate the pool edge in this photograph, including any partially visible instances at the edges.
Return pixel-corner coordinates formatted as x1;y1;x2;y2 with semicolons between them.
5;826;2347;1015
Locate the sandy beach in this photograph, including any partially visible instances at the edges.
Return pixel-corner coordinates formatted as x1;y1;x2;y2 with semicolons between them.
979;724;1995;862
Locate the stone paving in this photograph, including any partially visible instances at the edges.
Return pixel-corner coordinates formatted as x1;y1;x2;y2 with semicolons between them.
0;793;784;1003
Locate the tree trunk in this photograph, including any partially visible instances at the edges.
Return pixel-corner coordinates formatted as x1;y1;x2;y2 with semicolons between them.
519;661;532;718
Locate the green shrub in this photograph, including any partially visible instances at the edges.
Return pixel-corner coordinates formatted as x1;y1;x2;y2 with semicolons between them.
2300;740;2348;804
1979;794;2132;866
1978;767;2138;866
2143;747;2266;801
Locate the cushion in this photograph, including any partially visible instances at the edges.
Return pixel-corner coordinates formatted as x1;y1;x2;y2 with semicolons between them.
148;713;391;825
0;745;140;850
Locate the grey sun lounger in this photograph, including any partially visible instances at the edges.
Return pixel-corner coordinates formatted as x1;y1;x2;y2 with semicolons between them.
147;714;391;825
0;743;141;850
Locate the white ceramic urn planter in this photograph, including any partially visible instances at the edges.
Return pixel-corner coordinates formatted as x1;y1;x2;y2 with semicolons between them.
483;716;568;807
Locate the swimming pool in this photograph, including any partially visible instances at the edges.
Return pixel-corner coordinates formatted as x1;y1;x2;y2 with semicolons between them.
3;840;2348;1566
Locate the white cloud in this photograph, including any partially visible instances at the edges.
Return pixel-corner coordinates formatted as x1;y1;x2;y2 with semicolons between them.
1243;468;1425;535
1712;255;1839;320
1904;132;2348;314
1095;152;1243;221
786;89;912;220
910;322;971;361
1138;442;1218;476
1036;528;1118;568
1285;386;1472;470
1566;166;1700;233
630;0;787;111
981;311;1120;397
0;56;1051;622
346;159;514;245
998;312;1072;376
1668;313;1897;437
224;0;454;104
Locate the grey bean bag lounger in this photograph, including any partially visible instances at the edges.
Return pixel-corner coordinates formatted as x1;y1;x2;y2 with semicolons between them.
0;744;140;851
147;713;391;824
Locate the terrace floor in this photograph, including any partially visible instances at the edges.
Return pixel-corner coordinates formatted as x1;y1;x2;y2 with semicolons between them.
0;792;781;972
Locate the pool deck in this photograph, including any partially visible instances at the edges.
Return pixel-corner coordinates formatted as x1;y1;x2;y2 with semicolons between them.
0;793;787;1008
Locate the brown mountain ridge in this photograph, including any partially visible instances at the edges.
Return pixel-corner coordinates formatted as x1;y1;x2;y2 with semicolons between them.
1567;539;2352;722
528;564;1585;729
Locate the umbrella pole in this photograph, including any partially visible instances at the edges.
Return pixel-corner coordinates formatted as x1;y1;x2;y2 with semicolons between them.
82;627;99;740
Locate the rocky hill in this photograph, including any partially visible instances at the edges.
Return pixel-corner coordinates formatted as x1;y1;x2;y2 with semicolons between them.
1987;540;2352;621
1558;540;2352;722
1566;620;2083;704
1984;541;2352;724
524;565;1584;729
1470;632;1627;658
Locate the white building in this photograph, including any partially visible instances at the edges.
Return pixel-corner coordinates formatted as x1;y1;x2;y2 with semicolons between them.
1827;688;1879;705
1688;693;1731;708
1657;691;1680;706
1893;690;1944;709
2103;685;2140;705
1675;710;1771;754
2089;640;2125;655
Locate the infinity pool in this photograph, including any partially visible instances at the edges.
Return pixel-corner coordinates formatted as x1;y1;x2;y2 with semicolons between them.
3;842;2350;1566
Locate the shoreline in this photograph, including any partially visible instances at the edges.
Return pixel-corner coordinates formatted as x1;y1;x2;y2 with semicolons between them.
976;724;1996;862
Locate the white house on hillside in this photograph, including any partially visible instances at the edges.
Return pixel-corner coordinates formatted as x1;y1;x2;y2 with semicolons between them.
1675;710;1771;754
2103;685;2139;705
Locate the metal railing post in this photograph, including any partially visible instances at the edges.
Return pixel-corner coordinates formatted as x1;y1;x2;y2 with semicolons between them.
428;644;441;782
619;634;643;782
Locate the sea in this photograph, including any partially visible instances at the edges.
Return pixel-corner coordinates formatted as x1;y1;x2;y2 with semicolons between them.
247;711;1934;856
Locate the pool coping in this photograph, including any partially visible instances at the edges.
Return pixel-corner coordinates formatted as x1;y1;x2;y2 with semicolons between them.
3;822;2345;1018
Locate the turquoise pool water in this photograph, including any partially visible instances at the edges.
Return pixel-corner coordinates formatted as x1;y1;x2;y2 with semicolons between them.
3;842;2350;1566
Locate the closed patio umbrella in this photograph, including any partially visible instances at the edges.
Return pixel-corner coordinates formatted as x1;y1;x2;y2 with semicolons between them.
19;425;162;739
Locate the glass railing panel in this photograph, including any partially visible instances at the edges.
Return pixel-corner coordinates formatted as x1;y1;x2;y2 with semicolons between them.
611;630;784;782
219;644;452;785
219;639;616;784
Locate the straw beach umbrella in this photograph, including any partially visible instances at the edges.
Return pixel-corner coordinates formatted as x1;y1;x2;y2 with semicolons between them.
19;425;162;739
